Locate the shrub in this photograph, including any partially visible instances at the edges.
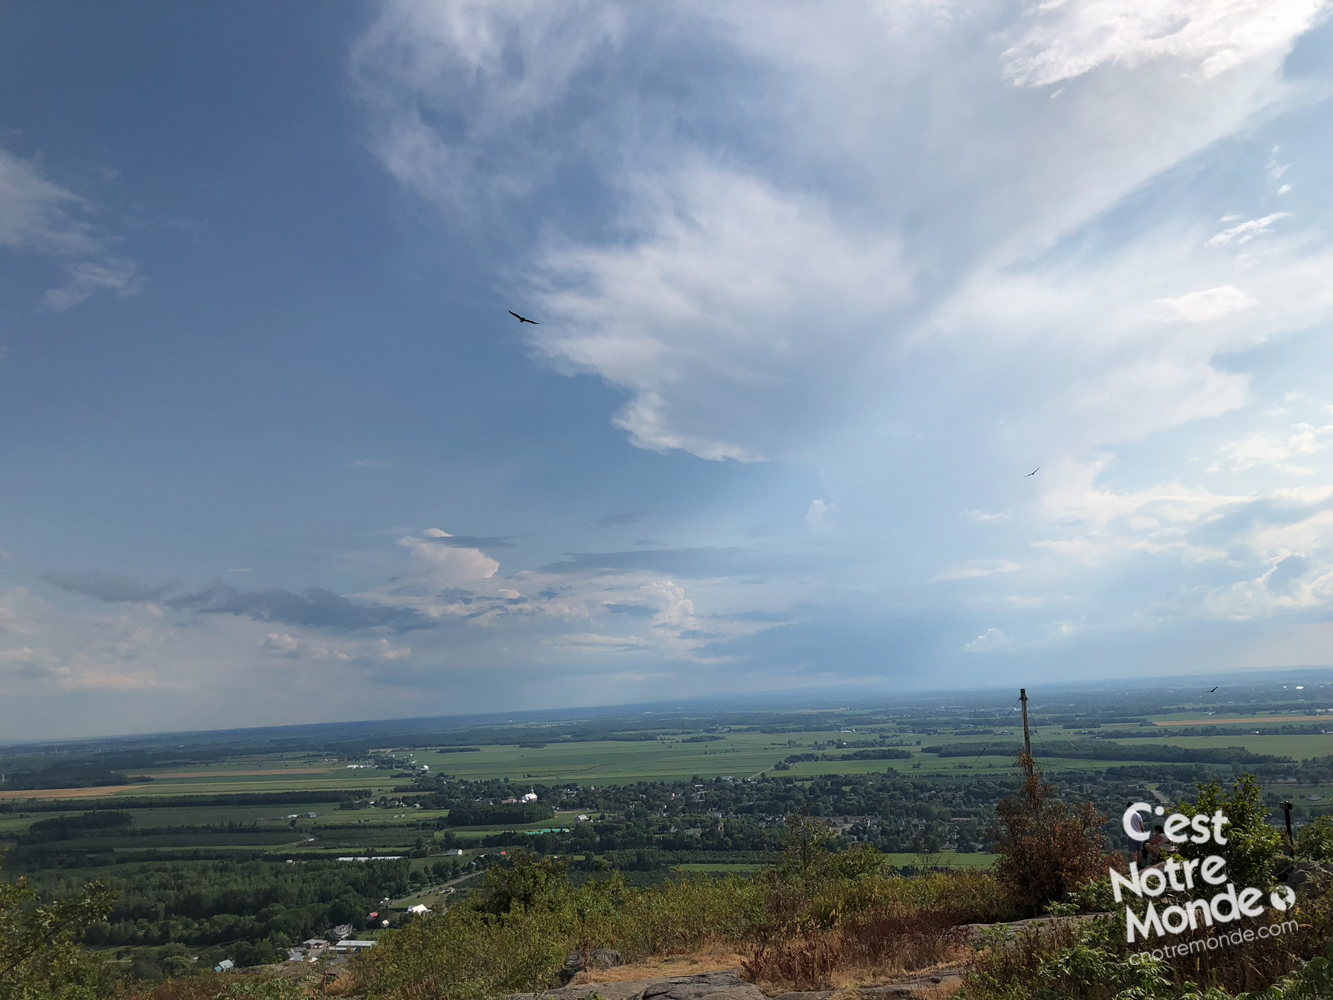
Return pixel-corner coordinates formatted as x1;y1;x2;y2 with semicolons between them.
988;756;1113;916
1297;815;1333;864
0;857;120;1000
352;907;570;1000
1175;774;1285;891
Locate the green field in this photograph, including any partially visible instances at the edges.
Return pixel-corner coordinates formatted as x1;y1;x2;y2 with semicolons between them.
1113;733;1333;760
414;731;855;783
9;680;1333;978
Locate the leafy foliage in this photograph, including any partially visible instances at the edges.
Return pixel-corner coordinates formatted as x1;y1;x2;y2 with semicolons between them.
1176;775;1285;890
439;802;553;827
989;756;1114;916
353;823;1009;1000
0;856;119;1000
1295;815;1333;864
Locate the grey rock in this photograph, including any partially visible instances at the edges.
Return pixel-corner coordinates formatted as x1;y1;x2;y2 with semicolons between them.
564;949;626;974
636;972;767;1000
516;971;758;1000
517;983;650;1000
1286;860;1333;895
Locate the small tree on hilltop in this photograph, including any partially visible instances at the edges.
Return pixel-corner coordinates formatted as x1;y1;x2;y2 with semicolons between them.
0;854;118;1000
989;754;1113;915
1175;774;1284;890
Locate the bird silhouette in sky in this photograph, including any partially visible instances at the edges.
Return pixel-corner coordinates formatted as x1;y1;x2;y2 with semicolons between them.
508;310;539;325
1025;468;1039;477
1209;686;1219;693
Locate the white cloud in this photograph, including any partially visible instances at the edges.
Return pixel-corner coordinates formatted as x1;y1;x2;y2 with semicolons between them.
376;638;412;661
1002;0;1328;88
962;510;1011;523
806;500;829;528
1206;213;1292;246
397;529;501;585
534;167;911;460
0;149;145;311
351;0;630;212
1222;423;1333;474
964;627;1013;652
339;1;1333;691
1154;285;1257;322
263;632;301;653
933;559;1022;582
358;0;1329;469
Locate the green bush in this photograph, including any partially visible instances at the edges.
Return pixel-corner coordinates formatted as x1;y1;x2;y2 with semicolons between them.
1175;775;1285;891
0;856;120;1000
1296;815;1333;864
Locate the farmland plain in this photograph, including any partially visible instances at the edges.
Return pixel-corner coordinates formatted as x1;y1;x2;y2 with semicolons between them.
7;675;1333;974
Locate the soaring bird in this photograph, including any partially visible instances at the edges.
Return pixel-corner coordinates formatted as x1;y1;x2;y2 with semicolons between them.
1209;686;1218;693
1025;468;1039;477
508;310;539;325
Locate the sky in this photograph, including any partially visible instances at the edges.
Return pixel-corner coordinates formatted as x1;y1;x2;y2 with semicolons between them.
3;1;1333;740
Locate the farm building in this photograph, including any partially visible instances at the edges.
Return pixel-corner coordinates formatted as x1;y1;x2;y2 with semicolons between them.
334;940;377;954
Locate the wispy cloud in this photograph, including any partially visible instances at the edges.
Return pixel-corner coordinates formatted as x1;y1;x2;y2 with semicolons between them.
1206;213;1292;247
0;149;145;311
933;560;1022;582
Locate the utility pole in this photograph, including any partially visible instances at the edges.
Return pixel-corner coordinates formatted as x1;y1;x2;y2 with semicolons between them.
1020;688;1033;775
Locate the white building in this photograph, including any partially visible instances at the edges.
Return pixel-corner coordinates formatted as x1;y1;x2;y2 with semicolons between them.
334;940;377;954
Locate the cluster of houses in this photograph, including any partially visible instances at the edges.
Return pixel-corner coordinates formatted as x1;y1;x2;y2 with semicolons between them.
284;926;379;963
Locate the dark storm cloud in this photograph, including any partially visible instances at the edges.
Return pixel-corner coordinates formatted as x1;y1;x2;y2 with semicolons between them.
165;583;433;632
43;571;180;604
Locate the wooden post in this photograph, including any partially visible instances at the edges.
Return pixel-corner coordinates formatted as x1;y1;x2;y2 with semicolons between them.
1020;688;1033;775
1020;689;1032;757
1281;801;1295;857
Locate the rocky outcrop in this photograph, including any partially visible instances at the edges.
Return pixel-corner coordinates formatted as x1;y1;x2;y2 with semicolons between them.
514;968;965;1000
515;971;763;1000
561;950;627;982
1285;860;1333;896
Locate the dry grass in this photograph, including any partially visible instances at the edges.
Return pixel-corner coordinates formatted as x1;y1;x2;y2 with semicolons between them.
742;908;975;993
575;951;748;984
579;948;971;998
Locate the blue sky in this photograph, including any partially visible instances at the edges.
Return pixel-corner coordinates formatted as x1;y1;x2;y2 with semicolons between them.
4;1;1333;739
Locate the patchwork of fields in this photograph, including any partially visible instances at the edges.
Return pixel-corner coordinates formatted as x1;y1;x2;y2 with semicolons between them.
6;680;1333;974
